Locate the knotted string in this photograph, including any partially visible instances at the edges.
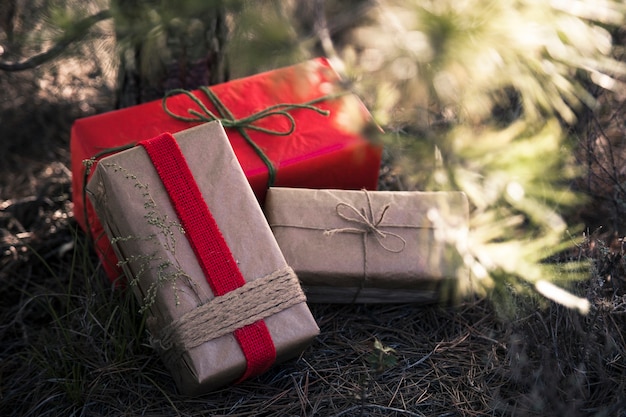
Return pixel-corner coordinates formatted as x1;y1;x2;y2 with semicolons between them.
324;193;406;253
323;190;406;302
162;86;337;187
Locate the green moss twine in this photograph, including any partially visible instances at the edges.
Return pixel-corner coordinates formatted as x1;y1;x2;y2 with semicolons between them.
162;86;343;187
80;85;343;253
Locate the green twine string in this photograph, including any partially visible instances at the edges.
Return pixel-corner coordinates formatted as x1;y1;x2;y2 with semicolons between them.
81;86;343;244
162;86;342;187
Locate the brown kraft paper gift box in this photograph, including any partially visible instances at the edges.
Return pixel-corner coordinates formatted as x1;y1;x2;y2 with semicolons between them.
264;187;469;304
86;122;319;395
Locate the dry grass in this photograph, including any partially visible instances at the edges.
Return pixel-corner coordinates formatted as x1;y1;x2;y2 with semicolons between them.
2;12;626;417
1;214;625;416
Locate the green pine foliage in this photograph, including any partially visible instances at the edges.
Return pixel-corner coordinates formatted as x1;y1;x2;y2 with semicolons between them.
229;0;626;313
3;0;625;312
331;0;626;312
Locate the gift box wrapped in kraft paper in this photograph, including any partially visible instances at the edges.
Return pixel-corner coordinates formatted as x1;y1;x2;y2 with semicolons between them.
72;57;382;282
264;188;470;304
86;122;319;395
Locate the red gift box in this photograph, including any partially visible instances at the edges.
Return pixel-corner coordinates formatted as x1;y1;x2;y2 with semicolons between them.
71;58;382;282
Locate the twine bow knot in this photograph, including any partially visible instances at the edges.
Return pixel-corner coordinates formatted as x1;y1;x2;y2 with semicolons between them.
324;191;406;253
323;190;407;302
162;86;337;187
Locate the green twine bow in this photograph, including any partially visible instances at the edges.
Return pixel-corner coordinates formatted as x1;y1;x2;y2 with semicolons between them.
162;86;338;187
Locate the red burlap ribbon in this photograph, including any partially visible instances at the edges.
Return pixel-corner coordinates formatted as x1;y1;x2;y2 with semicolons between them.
139;132;276;382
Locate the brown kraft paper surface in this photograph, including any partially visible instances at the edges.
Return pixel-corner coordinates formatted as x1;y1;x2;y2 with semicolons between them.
86;122;319;395
265;187;469;303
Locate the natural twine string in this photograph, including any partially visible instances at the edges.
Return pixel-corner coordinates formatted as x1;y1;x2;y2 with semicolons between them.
148;266;305;356
162;86;339;187
324;191;405;301
323;191;407;253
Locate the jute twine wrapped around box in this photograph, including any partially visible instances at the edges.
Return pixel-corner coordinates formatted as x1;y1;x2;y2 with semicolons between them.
150;266;306;364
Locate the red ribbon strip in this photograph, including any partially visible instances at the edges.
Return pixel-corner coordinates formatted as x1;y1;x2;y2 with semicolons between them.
139;132;276;381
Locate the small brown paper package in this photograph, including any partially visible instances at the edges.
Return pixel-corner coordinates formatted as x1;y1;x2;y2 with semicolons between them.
265;187;470;303
86;122;319;395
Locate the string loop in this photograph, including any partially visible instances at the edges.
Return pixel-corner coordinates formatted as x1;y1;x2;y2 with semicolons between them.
162;86;337;187
324;191;407;253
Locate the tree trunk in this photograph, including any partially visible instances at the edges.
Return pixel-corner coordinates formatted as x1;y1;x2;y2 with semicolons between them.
113;1;229;108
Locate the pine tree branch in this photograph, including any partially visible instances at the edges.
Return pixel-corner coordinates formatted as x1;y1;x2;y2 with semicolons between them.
0;9;112;72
